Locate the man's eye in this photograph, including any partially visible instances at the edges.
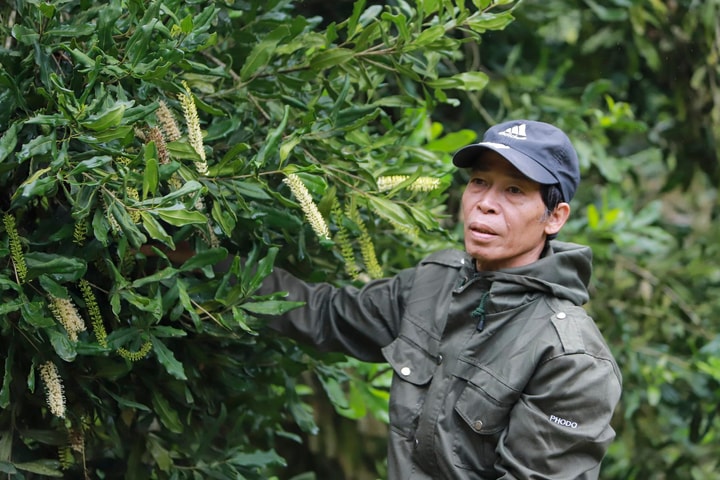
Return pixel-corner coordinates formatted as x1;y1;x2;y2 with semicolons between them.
507;186;523;194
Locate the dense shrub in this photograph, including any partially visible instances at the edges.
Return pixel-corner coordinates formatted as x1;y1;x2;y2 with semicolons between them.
0;0;513;477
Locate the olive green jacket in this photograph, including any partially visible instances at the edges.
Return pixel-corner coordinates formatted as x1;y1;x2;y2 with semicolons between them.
262;241;622;479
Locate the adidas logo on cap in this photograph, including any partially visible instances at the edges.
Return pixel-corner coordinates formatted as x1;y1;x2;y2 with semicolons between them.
498;124;527;140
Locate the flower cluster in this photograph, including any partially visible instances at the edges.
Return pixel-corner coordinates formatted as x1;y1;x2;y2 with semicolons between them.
346;203;383;279
156;100;181;142
72;219;88;246
102;196;122;235
3;213;27;283
377;175;441;192
283;173;331;241
59;422;88;471
117;341;153;362
148;126;170;164
331;200;360;280
79;279;108;348
39;362;66;418
49;296;87;342
126;187;141;223
178;81;208;175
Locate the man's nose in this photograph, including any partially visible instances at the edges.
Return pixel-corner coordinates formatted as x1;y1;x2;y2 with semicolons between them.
475;189;500;213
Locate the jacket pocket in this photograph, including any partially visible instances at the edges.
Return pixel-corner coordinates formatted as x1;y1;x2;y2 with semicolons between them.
452;359;519;472
382;335;436;438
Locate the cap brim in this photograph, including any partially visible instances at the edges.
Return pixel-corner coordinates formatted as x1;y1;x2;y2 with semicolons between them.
452;143;557;185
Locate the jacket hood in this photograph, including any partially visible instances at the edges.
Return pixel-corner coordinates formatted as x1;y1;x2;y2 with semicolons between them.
467;240;592;306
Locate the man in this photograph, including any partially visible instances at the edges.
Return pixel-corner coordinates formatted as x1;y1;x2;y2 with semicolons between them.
260;120;622;479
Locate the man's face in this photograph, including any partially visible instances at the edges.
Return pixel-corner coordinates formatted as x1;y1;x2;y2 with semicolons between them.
461;151;566;271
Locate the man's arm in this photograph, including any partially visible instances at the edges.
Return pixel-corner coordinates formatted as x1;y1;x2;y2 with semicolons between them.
495;352;622;479
258;266;412;363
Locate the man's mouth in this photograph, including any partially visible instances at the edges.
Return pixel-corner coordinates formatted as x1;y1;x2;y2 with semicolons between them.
468;222;498;237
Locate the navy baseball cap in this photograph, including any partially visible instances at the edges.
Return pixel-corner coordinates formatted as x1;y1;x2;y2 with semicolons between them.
452;120;581;202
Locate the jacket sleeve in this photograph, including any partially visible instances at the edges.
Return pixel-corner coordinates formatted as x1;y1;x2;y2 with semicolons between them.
258;266;414;363
494;350;622;479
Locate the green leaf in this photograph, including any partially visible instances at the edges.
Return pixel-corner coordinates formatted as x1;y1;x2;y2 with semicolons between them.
119;288;163;321
309;48;355;70
230;306;256;334
366;195;415;231
176;14;193;35
13;460;63;477
254;105;290;167
245;246;279;294
38;275;68;298
166;141;203;161
24;253;87;282
239;25;290;81
175;279;200;327
67;47;95;69
0;345;13;409
465;11;515;33
0;299;27;317
0;431;12;467
11;24;39;45
91;207;109;246
131;267;177;289
10;166;54;206
0;122;20;163
453;71;490;91
587;204;600;229
143;152;159;199
0;461;16;474
240;300;305;315
405;204;441;231
347;0;368;38
20;302;55;328
103;388;152;412
140;180;204;207
226;449;285;469
294;172;328;196
179;247;228;272
425;129;478;152
140;211;175;248
77;126;134;144
316;372;349;411
107;202;147;248
45;24;96;37
150;336;187;380
279;133;302;162
69;156;112;175
48;329;77;362
381;12;410;44
411;24;446;47
341;382;369;420
80;103;126;131
211;201;236;236
232;180;271;200
147;434;173;472
125;18;161;67
335;105;380;129
151;390;184;434
156;206;208;226
150;326;187;338
287;385;318;435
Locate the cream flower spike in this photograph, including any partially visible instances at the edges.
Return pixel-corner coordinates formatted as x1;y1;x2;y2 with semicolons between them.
283;173;331;241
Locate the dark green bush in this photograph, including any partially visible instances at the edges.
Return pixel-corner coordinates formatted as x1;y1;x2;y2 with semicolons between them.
0;0;515;477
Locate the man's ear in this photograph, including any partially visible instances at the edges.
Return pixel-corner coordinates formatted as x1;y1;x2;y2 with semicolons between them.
544;202;571;236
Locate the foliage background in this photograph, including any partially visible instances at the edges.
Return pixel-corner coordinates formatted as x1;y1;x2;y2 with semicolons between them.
1;0;719;479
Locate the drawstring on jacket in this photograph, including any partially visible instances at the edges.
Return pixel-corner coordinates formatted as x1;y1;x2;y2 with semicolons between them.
471;291;490;332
